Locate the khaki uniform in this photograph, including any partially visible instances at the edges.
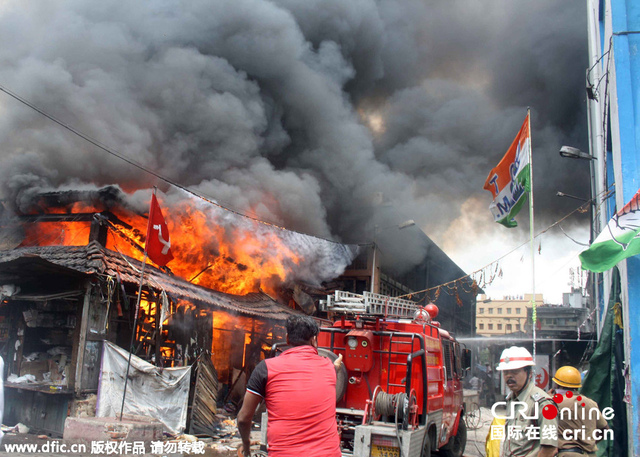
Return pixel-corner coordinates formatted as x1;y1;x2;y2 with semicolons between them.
502;380;558;457
556;392;608;457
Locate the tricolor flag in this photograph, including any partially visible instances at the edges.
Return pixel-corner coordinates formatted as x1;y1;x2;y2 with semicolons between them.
483;114;531;228
579;189;640;272
146;193;174;267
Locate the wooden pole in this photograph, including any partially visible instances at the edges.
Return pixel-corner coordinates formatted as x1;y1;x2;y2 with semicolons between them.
119;251;148;420
119;187;157;420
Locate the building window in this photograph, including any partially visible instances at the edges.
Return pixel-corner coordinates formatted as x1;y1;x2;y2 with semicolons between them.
516;307;521;314
479;308;484;314
507;308;512;314
516;324;521;330
488;324;493;330
497;323;503;330
479;323;484;330
489;308;494;315
497;308;502;314
506;324;512;331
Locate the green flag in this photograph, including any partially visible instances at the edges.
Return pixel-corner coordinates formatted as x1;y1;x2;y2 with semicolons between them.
580;188;640;272
581;267;628;457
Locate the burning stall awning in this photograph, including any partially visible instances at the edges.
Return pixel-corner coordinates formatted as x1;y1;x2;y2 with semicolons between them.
0;240;300;436
0;241;299;321
2;186;358;301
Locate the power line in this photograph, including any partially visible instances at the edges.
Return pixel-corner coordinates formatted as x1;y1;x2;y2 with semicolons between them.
397;188;610;301
0;81;601;298
558;224;589;246
0;83;345;245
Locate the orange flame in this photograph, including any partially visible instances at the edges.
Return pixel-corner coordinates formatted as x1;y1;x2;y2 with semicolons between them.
167;205;301;295
22;221;91;246
18;196;301;296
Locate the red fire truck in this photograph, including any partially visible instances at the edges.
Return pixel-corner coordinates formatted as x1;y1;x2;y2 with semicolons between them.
315;290;471;457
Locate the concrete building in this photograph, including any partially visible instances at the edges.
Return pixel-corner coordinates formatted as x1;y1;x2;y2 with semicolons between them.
586;1;640;452
563;287;588;308
475;294;542;337
524;305;594;339
334;213;478;337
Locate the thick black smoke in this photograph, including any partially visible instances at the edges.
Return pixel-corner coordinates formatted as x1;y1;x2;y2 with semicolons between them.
0;0;589;270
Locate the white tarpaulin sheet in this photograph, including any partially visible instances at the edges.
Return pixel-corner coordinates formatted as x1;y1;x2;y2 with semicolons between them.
97;341;191;435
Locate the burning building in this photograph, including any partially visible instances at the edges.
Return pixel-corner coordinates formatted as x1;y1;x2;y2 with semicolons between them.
0;186;356;436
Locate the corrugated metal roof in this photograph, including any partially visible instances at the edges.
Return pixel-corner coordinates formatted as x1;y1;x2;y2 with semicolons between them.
0;242;298;321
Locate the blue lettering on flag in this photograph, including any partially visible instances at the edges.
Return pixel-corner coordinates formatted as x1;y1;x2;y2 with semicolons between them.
510;148;522;181
489;174;499;194
495;181;525;217
497;196;512;216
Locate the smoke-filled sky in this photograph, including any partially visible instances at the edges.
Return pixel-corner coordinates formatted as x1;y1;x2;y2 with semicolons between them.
0;0;591;301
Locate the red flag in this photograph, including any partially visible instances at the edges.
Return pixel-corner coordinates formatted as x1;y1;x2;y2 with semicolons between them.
145;194;174;266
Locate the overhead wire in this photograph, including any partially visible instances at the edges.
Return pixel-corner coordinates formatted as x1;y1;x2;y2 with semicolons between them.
598;38;613;191
557;224;589;247
396;185;614;301
589;36;613;97
0;83;347;246
0;81;608;301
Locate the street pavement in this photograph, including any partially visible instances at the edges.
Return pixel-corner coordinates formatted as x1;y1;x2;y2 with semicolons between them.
463;407;493;457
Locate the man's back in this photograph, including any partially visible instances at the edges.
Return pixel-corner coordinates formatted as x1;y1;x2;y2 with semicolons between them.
247;345;341;457
557;393;608;453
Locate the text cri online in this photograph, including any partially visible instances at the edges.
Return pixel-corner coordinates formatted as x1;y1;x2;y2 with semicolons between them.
491;401;615;421
490;401;615;442
562;427;614;441
491;425;614;442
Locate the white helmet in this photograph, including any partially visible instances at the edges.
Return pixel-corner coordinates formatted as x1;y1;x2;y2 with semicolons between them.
496;346;535;371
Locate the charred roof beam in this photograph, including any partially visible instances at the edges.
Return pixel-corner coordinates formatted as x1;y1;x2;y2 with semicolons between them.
19;213;97;223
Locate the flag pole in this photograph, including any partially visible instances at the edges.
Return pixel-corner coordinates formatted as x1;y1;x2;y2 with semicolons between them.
119;188;155;421
527;108;537;360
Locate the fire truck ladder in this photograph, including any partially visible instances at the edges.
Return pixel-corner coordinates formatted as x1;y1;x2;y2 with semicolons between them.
321;291;420;319
383;332;428;423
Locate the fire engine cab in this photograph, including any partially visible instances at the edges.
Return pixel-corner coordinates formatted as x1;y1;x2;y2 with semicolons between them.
316;290;471;457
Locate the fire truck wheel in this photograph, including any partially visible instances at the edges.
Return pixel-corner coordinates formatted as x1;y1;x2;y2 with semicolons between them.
420;429;431;457
440;419;466;457
317;348;347;403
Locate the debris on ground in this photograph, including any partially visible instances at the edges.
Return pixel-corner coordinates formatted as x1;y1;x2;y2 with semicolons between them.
0;411;262;457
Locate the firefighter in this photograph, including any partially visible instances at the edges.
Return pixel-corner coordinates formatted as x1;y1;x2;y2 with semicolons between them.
236;314;342;457
552;366;609;456
497;346;557;457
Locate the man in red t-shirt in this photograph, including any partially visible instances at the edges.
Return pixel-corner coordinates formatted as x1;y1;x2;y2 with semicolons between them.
237;314;342;457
